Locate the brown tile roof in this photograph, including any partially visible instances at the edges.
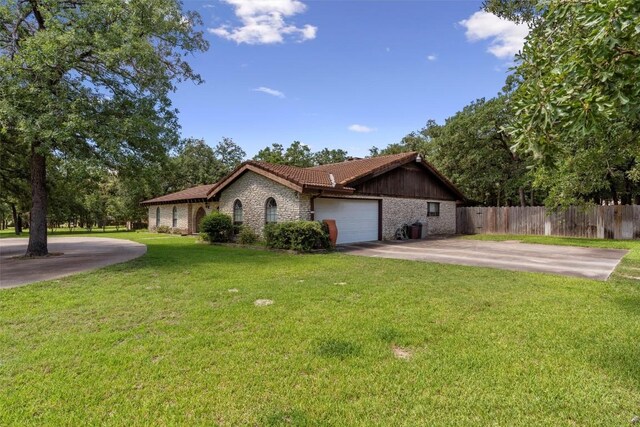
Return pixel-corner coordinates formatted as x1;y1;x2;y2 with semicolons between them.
248;161;337;188
141;183;216;205
308;152;418;185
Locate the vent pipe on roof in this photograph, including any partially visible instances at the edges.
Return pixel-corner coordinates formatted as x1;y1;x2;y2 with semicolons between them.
416;154;422;163
329;173;336;187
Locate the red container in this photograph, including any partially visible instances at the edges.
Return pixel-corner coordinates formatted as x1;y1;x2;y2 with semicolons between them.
323;219;338;246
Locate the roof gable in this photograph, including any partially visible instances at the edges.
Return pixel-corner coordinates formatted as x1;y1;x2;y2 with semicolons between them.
355;162;459;200
309;152;465;200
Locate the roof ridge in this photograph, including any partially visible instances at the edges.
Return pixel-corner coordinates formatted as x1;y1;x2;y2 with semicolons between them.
306;151;417;170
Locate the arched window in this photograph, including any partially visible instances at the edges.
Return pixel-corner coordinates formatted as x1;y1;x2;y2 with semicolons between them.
172;206;178;228
156;207;160;228
265;197;277;224
233;199;243;224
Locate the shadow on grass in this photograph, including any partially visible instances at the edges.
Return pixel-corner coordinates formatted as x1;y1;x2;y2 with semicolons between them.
263;409;310;426
613;295;640;317
314;338;361;359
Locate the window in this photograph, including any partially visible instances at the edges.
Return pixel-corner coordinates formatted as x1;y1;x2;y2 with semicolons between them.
172;206;178;227
265;197;277;224
233;199;243;224
427;202;440;217
155;207;160;228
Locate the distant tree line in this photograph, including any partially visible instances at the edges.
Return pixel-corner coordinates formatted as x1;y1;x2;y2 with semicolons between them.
0;137;355;235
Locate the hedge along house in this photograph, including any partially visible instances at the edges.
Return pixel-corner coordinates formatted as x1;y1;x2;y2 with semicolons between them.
142;152;465;244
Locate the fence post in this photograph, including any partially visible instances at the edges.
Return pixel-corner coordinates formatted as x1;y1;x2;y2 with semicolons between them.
544;210;551;236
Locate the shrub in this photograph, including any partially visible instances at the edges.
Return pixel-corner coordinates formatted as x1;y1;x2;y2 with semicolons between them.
156;225;171;234
238;226;260;245
200;212;234;243
264;221;330;252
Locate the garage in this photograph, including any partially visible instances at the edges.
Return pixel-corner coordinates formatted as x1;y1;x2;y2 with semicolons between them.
313;198;379;244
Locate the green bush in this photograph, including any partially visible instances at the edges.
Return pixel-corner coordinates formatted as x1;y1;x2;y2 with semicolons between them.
200;212;234;243
238;226;260;245
156;225;171;234
264;221;330;252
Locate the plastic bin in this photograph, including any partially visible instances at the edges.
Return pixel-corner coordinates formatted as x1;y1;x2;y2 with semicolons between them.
410;222;423;239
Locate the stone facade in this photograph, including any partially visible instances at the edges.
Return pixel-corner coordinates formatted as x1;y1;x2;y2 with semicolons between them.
218;171;310;236
148;202;217;234
380;197;456;239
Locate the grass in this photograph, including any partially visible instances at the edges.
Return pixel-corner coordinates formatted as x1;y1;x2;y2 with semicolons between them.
1;232;639;425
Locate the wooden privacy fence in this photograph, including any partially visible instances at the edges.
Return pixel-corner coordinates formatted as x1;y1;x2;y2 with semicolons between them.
456;205;640;240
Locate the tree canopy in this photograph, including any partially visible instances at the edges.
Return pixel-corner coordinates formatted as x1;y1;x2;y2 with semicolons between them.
373;97;534;206
0;0;208;254
373;0;640;208
254;142;349;167
504;0;640;206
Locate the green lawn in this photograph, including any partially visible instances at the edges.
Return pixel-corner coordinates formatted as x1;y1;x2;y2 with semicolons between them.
1;232;639;425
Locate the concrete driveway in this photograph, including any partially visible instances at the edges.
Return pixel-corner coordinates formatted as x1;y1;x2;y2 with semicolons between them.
0;237;146;289
339;238;627;280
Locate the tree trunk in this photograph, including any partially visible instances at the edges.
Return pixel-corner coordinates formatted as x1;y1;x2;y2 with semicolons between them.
530;188;534;206
26;147;48;256
11;203;22;235
519;187;526;207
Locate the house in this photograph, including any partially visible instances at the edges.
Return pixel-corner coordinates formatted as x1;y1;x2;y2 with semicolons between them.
141;152;465;244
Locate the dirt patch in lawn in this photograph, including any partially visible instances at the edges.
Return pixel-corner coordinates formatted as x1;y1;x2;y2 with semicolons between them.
392;345;412;360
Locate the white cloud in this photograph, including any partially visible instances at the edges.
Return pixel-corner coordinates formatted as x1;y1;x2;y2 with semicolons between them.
427;54;437;61
253;86;285;98
202;4;215;8
209;0;317;45
459;11;529;59
348;124;376;133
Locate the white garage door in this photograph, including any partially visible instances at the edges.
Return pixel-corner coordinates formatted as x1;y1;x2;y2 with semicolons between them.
314;198;379;244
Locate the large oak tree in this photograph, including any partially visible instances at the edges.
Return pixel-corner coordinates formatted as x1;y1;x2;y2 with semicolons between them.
495;0;640;206
0;0;208;255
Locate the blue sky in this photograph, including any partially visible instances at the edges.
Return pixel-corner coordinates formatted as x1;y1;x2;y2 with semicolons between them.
174;0;528;158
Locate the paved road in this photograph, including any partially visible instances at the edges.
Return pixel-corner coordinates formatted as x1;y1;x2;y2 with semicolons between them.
0;237;146;289
340;238;627;280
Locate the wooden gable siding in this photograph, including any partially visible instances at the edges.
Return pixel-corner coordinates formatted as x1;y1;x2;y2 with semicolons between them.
355;163;457;200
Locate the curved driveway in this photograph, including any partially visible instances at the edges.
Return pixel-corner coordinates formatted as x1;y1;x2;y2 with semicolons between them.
0;237;146;289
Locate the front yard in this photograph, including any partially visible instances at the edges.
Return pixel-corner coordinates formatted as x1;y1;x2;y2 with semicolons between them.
1;232;639;425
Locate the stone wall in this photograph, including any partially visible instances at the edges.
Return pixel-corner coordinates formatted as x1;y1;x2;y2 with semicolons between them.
218;171;310;236
381;197;456;239
147;202;218;234
148;204;189;232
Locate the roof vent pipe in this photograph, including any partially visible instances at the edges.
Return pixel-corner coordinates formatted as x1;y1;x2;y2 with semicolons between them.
416;154;422;163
